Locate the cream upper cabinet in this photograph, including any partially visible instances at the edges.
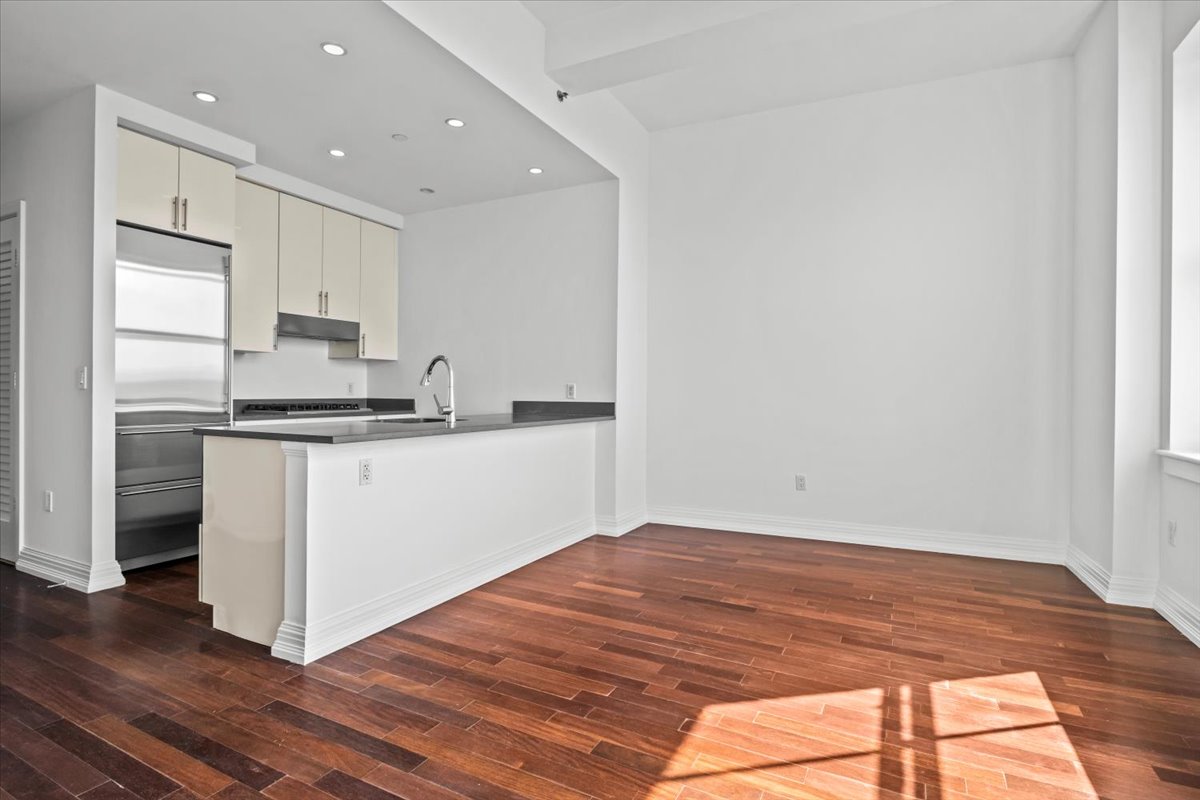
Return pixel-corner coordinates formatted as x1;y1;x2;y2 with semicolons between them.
277;194;324;317
358;220;398;359
321;207;361;322
117;128;179;232
231;181;279;352
116;128;235;244
178;148;236;244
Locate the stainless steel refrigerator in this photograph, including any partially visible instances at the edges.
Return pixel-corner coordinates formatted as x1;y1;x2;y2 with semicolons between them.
114;224;230;570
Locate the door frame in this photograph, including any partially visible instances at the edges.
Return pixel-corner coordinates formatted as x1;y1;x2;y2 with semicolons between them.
0;199;26;564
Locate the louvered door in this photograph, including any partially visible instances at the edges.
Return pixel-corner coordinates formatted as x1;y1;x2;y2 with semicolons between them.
0;205;21;563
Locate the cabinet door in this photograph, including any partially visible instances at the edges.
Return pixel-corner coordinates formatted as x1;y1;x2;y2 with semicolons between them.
321;207;361;322
178;147;235;244
277;194;324;317
231;181;279;352
358;220;398;360
117;128;179;233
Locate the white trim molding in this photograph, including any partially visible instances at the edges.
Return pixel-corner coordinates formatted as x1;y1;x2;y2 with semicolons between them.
274;516;595;665
1154;584;1200;648
648;506;1067;564
15;547;124;593
1065;545;1157;608
596;508;648;537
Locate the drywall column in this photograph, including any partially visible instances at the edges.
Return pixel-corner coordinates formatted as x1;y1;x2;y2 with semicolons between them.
383;0;651;536
1111;0;1164;598
0;88;122;590
1069;0;1168;605
1070;0;1119;580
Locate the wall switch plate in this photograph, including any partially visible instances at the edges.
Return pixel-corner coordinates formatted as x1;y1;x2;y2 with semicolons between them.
43;490;54;512
794;474;807;491
77;366;88;390
565;383;577;400
1167;520;1177;547
359;458;373;486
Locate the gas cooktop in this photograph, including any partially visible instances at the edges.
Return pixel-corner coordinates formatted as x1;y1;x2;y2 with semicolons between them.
241;402;372;417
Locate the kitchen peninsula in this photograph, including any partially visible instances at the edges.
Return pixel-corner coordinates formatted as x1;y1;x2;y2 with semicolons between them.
195;402;614;664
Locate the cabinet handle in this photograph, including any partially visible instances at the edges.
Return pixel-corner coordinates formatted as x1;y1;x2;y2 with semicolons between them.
181;197;189;231
273;323;278;350
323;291;329;316
317;290;323;315
172;196;179;229
361;333;366;357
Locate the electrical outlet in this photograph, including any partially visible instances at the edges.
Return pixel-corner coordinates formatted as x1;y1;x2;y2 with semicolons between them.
347;382;355;396
794;474;807;491
358;458;373;486
43;490;54;512
1167;520;1177;547
565;383;577;400
77;366;88;390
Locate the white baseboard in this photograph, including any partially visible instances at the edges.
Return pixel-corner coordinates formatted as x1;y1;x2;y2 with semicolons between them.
15;548;125;593
270;621;308;663
1065;545;1156;608
274;516;596;664
648;506;1066;564
595;508;648;537
1154;584;1200;648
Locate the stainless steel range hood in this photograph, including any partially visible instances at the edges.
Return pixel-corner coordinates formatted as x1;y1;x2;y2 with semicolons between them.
276;312;359;342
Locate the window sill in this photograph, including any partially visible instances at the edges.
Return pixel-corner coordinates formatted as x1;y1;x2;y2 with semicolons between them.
1157;449;1200;466
1158;450;1200;483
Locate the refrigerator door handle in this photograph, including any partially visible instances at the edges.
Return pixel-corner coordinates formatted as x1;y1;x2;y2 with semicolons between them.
118;481;202;497
117;426;201;435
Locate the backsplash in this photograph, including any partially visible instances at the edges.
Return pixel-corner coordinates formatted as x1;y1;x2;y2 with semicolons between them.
232;336;367;399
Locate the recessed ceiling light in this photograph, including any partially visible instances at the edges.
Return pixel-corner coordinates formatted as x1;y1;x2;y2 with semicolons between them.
192;91;218;103
444;118;466;128
321;42;347;56
328;148;346;158
528;167;543;175
419;187;435;194
391;133;409;143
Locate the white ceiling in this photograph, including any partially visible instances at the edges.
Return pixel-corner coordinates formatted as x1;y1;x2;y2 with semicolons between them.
522;0;1103;131
0;0;613;214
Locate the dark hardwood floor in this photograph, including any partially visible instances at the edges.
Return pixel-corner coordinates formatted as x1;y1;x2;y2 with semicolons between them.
2;525;1198;800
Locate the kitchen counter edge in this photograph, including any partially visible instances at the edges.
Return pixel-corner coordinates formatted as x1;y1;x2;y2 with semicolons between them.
193;412;614;444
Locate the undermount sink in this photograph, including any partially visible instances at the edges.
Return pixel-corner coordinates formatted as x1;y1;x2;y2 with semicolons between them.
384;417;466;424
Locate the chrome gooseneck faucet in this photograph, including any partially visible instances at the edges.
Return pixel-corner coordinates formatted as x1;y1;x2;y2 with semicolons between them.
418;355;455;425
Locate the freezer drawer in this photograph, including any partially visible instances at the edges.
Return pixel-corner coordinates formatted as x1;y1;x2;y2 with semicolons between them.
116;427;202;487
115;479;201;565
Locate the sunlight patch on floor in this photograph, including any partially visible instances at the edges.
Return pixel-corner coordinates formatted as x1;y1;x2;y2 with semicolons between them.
646;673;1099;800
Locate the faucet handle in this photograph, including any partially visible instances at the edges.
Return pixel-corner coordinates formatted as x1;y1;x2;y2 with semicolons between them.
433;393;450;414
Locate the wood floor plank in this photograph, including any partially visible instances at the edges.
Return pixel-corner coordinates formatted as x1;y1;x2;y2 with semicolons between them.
1;525;1197;800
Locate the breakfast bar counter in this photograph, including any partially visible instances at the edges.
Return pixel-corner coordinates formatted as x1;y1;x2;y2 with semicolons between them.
195;402;613;664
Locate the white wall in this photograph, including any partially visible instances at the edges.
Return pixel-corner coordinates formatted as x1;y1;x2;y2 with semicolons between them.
368;181;618;416
386;0;650;535
1071;0;1119;574
1156;2;1200;647
234;338;367;400
1157;460;1200;645
647;59;1074;558
1168;18;1200;453
0;89;105;579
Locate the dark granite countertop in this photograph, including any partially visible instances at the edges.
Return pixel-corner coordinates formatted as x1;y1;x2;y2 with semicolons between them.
194;402;614;444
